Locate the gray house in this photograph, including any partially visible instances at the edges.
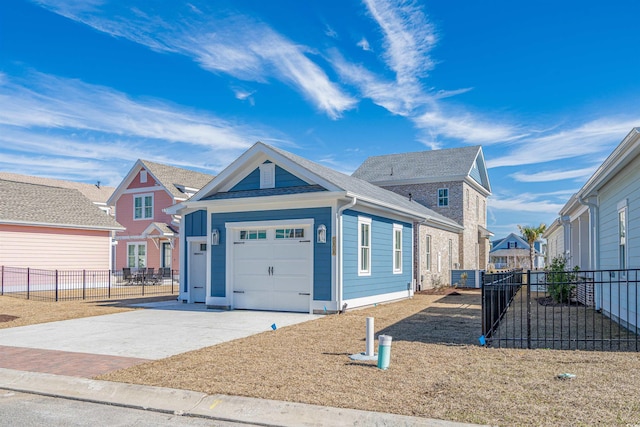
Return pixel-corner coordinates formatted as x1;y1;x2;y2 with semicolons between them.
352;145;492;289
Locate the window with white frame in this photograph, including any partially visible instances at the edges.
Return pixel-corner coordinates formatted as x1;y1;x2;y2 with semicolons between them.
239;229;267;240
134;194;153;220
618;203;627;270
127;243;146;268
358;217;372;275
438;188;449;207
275;228;304;239
425;235;431;271
393;224;402;274
260;162;275;189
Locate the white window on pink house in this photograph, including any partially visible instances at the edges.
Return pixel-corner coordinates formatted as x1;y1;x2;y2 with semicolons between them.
128;243;146;268
134;194;153;220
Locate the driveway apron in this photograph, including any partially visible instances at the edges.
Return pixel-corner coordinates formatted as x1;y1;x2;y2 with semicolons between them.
0;301;319;377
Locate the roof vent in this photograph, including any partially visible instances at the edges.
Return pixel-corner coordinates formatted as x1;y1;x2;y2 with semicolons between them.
408;193;412;202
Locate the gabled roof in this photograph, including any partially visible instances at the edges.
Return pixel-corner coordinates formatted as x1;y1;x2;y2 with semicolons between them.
490;233;541;254
0;179;124;230
107;159;215;205
189;142;463;231
0;172;115;205
351;145;491;195
578;127;640;199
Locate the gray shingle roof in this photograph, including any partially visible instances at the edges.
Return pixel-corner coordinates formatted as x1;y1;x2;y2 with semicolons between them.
0;172;115;204
351;146;481;183
140;160;215;199
0;179;124;230
264;143;462;229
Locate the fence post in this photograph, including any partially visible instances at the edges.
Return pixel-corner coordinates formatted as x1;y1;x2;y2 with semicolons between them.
82;270;86;300
55;270;59;302
1;266;3;296
108;270;111;299
27;267;30;300
481;271;486;336
527;270;532;349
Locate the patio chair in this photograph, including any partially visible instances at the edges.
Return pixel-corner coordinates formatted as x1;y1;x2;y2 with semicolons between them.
146;267;160;285
122;268;134;285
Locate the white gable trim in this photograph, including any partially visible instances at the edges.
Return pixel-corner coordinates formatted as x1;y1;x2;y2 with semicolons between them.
192;143;341;201
107;160;175;206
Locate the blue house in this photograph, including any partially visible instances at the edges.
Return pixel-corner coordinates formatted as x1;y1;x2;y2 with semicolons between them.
168;142;462;313
489;233;544;270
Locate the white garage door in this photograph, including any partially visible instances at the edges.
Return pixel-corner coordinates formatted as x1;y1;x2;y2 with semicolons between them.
232;225;312;312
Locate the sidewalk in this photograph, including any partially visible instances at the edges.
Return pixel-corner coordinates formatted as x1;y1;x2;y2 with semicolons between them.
0;368;482;427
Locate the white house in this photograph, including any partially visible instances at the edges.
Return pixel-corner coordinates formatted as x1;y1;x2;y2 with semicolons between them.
553;127;640;332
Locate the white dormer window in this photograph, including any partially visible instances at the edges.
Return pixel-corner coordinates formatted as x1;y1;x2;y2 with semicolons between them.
140;170;148;183
260;163;275;189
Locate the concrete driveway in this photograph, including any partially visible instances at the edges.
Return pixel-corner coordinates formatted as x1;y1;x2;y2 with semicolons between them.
0;301;320;360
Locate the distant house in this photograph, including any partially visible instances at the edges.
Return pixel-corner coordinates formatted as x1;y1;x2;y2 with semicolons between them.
352;145;493;288
489;233;544;270
0;172;115;215
107;160;214;273
543;217;565;264
168;142;462;311
0;179;123;270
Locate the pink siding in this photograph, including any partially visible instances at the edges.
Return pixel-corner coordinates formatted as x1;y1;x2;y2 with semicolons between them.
113;167;181;271
0;225;112;270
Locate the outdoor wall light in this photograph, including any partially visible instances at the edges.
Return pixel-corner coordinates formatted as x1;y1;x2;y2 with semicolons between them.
317;224;327;244
211;229;220;246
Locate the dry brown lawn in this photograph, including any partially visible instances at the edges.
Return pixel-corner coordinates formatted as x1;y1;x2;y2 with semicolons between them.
3;292;640;426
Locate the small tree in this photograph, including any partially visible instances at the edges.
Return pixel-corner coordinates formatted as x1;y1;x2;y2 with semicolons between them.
518;223;547;270
546;256;579;303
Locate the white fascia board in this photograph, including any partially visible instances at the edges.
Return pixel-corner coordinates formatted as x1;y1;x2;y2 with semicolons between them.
0;220;125;232
197;191;344;214
464;176;491;197
106;160;145;206
345;193;462;231
580;128;640;198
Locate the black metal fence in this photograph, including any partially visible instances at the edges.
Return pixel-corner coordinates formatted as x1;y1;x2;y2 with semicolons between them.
482;269;639;351
0;266;179;302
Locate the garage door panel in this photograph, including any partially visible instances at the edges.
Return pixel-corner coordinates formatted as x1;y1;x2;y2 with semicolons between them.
272;292;309;312
234;291;273;311
274;242;310;259
231;224;312;313
274;276;309;293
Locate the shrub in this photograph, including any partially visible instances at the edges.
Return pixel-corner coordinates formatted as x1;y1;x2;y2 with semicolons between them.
546;256;579;304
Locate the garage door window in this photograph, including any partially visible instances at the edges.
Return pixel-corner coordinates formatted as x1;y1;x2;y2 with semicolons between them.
275;228;305;239
239;229;267;240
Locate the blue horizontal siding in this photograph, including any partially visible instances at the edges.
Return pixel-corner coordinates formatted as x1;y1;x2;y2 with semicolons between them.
210;207;332;300
342;210;413;300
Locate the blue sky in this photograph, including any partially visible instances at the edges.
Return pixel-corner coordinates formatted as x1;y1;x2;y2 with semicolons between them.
2;0;640;237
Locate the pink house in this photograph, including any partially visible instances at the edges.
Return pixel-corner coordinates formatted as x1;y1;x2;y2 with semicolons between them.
0;179;123;270
107;160;214;272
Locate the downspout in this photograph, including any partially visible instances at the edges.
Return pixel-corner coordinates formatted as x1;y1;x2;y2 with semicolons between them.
578;195;599;270
336;196;357;313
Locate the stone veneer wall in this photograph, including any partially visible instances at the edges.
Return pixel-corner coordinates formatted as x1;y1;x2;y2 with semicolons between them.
382;181;489;270
415;223;459;289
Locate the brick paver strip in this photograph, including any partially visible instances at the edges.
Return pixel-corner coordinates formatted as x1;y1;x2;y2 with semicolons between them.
0;345;150;377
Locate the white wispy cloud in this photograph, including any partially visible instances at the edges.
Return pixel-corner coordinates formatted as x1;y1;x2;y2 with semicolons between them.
489;193;564;215
363;0;436;83
414;110;523;144
357;37;372;52
0;71;264;150
488;118;639;168
511;166;598;183
31;1;356;119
